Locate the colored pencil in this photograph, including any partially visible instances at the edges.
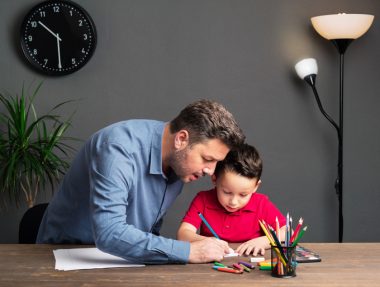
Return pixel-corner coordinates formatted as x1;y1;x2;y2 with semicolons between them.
290;217;303;243
261;220;274;242
269;228;288;265
258;220;275;246
259;220;286;266
198;212;220;239
275;216;281;242
285;212;290;247
292;226;308;247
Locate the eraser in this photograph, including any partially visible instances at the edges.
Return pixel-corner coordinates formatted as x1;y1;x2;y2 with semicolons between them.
250;257;265;263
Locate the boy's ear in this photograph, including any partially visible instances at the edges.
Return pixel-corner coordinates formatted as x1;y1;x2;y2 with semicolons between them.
174;130;189;150
253;179;262;193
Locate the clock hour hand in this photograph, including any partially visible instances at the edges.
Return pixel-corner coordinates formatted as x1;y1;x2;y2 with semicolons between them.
38;21;62;41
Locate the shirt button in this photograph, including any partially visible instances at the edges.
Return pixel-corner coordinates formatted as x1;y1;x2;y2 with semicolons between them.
225;225;230;228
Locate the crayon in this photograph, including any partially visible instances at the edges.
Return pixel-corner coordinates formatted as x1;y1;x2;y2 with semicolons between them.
212;266;243;274
239;264;251;272
214;262;226;267
238;261;256;269
232;263;244;271
259;265;272;271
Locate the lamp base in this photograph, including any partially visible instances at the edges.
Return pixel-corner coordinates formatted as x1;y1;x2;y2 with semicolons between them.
330;39;354;54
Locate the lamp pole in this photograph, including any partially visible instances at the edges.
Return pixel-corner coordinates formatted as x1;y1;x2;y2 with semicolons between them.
330;39;352;243
304;70;343;242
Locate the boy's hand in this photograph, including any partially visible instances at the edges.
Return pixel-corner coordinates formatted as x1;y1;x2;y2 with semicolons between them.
235;236;270;256
188;237;230;263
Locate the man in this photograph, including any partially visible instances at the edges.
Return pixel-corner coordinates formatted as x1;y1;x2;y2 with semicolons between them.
37;99;245;264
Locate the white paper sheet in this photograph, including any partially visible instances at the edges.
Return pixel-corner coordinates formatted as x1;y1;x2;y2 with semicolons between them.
53;247;145;271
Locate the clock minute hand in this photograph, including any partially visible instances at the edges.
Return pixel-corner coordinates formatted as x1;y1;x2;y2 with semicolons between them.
38;21;62;41
56;33;62;69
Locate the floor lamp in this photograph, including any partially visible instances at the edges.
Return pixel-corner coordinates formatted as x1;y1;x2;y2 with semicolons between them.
294;13;374;242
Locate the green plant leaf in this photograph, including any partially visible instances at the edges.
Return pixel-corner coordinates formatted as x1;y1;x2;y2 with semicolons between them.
0;82;78;208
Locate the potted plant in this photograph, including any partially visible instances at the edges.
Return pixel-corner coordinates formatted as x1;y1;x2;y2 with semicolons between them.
0;82;77;208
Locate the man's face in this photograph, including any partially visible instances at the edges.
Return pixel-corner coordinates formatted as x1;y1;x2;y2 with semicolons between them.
169;138;229;183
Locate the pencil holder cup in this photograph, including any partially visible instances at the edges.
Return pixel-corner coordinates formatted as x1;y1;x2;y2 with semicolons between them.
270;245;297;278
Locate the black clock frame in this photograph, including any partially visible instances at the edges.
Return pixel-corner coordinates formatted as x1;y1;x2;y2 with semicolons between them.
20;0;97;76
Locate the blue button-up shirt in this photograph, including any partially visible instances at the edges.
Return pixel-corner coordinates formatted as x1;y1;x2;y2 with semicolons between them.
37;120;190;264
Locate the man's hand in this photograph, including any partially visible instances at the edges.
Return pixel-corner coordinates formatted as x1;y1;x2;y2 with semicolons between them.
188;237;230;263
235;236;270;256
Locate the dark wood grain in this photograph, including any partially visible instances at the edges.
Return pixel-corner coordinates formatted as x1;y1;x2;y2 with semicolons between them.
0;243;379;287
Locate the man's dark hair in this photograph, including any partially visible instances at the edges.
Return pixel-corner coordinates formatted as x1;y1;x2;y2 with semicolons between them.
169;99;245;149
214;143;262;179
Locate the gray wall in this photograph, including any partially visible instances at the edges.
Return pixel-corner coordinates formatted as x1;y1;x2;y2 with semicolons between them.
1;0;379;243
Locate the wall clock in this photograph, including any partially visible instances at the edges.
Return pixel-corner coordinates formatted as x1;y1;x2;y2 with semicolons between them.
20;0;97;76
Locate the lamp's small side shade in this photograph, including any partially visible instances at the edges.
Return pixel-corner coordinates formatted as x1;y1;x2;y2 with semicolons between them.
295;58;318;79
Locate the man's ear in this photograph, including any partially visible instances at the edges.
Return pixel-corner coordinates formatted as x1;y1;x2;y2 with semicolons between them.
211;174;217;185
174;130;189;150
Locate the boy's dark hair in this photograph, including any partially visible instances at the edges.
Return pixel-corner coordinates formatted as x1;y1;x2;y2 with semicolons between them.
169;99;245;149
214;143;262;179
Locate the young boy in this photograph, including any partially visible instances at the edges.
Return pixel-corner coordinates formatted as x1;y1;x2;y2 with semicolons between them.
177;143;286;256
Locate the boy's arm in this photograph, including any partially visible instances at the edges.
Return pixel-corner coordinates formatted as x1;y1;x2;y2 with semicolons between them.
177;222;208;242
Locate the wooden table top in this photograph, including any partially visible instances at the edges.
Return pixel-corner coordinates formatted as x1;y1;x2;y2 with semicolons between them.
0;243;379;287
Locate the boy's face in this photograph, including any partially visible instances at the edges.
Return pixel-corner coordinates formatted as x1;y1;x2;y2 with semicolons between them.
213;171;261;213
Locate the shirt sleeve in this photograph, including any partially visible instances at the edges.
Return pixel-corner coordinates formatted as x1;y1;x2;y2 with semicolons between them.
181;192;205;229
88;141;190;264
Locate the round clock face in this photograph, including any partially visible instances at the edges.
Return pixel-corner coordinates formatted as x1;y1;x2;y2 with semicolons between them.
20;0;97;76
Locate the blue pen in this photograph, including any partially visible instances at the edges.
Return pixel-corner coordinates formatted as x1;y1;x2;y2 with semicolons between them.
198;212;220;239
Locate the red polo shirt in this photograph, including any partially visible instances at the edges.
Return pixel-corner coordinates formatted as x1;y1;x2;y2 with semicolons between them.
182;188;286;243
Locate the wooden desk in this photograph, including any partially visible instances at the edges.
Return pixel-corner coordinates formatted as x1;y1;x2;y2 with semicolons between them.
0;243;379;286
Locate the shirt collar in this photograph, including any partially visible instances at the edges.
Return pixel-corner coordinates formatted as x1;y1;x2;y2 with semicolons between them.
149;122;165;176
149;122;179;183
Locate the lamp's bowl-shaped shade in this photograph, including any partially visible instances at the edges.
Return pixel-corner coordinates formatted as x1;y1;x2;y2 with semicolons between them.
295;58;318;79
311;14;374;40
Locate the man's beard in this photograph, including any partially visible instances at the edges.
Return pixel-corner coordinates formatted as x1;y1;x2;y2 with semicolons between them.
166;147;190;180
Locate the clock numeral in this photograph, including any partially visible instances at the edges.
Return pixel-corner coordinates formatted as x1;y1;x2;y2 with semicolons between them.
72;58;76;65
83;34;88;40
33;49;38;55
39;11;46;18
31;21;37;28
53;6;60;13
81;48;86;54
78;20;83;27
28;35;33;42
43;59;48;66
69;10;73;16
